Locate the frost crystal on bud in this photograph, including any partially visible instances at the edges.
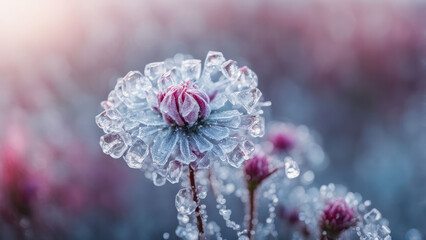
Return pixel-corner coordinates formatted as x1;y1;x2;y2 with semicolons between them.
96;52;269;186
319;198;358;239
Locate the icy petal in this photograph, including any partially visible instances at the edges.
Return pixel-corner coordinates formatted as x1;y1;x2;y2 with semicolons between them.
158;68;178;92
231;88;262;114
204;51;225;73
227;146;246;168
219;137;240;153
107;90;122;107
122;71;143;97
236;67;258;89
138;125;163;139
181;59;201;81
151;129;179;165
166;160;183;184
248;117;265;137
95;111;124;133
138;75;153;92
221;60;239;79
176;188;197;215
124;140;149;169
191;134;213;153
209;92;228;110
114;79;126;101
209;110;242;120
209;116;241;129
144;62;165;81
105;108;121;119
124;120;140;131
211;145;227;162
199;125;229;141
137;112;166;126
179;135;197;164
240;140;255;158
196;152;213;169
99;132;129;158
153;170;167;186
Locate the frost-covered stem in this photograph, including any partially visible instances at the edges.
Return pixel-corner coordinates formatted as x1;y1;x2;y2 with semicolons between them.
189;165;204;239
247;188;257;240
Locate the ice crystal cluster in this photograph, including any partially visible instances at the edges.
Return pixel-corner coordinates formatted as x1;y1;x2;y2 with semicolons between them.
277;183;391;240
96;51;269;185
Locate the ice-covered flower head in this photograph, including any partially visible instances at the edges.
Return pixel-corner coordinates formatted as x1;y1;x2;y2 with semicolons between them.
319;198;358;239
277;183;391;240
96;51;269;185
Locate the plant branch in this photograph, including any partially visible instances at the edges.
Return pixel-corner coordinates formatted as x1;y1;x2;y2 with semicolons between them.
189;165;204;240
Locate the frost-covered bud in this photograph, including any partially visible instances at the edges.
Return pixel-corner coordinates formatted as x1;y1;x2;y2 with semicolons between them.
268;131;296;152
157;81;210;127
244;153;277;190
319;198;358;239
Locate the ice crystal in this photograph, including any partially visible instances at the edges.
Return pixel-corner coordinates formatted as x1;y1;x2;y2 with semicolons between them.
96;51;269;185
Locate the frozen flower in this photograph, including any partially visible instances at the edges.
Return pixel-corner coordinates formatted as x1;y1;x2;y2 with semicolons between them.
319;198;358;240
277;183;391;240
96;51;269;185
244;153;278;191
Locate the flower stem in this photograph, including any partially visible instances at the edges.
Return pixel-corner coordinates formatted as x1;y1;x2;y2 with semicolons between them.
247;188;256;240
189;165;204;239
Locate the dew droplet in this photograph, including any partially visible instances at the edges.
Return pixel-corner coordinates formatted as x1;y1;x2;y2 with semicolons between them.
284;157;300;179
175;188;197;215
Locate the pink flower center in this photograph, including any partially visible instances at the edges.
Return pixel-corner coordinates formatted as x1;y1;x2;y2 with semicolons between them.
156;81;211;127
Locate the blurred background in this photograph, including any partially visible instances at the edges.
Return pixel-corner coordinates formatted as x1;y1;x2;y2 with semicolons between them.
0;0;425;239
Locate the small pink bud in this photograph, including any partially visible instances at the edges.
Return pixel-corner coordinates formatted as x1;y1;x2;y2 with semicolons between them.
319;199;358;239
157;81;211;127
244;153;277;190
